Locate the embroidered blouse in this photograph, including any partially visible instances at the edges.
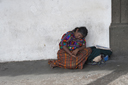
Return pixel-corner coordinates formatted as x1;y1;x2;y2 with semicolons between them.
59;31;86;51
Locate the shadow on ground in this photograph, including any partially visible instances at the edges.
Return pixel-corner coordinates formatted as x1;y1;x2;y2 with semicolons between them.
0;58;128;85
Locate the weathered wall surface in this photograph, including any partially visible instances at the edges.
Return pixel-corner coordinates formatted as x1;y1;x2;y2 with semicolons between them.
0;0;111;62
110;0;128;59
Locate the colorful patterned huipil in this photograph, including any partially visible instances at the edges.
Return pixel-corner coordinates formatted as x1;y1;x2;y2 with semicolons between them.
59;31;86;50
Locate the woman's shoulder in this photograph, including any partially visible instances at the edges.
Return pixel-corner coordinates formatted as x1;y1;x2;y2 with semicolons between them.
61;31;74;39
65;31;73;34
63;31;74;36
79;38;86;42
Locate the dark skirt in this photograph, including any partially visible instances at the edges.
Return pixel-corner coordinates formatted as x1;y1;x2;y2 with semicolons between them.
48;47;92;69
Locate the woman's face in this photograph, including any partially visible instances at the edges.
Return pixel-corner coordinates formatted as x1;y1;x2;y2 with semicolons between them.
74;29;83;39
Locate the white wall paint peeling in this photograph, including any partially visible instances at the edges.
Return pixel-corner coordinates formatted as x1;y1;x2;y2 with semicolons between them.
0;0;111;62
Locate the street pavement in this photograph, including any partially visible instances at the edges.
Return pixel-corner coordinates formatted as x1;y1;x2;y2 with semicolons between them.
0;58;128;85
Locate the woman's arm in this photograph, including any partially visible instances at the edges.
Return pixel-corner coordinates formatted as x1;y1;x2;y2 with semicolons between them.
63;45;76;58
72;45;86;56
77;45;86;51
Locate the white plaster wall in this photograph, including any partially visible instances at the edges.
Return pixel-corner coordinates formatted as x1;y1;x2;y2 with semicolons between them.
0;0;111;62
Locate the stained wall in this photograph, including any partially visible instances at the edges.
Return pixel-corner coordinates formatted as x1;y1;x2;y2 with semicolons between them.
0;0;111;62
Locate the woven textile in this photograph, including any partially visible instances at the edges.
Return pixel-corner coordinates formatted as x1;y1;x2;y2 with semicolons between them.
59;31;86;51
48;47;92;69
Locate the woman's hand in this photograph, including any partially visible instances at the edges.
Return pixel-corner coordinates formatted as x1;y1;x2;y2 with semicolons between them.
70;54;77;58
63;45;76;58
72;49;79;56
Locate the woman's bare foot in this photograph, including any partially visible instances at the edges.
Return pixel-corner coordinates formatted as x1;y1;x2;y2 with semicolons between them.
48;60;52;64
50;63;56;69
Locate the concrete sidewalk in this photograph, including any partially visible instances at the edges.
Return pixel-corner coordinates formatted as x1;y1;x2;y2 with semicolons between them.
0;59;128;85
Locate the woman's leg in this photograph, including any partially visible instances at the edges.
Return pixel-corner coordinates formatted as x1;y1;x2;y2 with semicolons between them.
76;47;92;69
48;48;92;69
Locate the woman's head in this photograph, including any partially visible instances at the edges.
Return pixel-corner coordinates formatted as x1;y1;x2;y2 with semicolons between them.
73;26;88;39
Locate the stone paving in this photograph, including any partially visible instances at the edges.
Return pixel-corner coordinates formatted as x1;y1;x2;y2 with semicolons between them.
0;59;128;85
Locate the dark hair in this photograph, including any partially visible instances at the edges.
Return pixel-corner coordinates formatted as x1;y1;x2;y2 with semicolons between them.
73;26;88;38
